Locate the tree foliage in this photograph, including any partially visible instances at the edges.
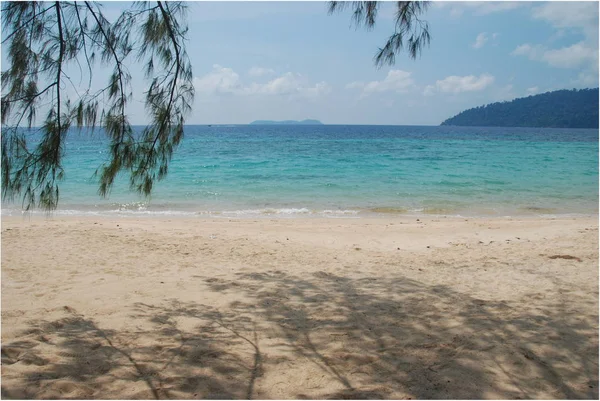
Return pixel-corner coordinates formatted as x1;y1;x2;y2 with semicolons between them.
1;1;430;211
441;88;599;129
328;1;431;66
1;1;194;210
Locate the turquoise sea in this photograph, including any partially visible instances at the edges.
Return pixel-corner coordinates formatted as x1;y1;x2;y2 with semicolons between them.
2;125;598;218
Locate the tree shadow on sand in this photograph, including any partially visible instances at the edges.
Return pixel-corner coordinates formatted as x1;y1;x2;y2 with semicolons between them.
1;301;264;399
2;269;598;399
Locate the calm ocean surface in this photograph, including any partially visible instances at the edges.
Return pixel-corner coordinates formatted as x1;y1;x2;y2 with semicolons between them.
2;125;598;218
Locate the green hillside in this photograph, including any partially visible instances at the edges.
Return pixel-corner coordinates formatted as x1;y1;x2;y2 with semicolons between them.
441;88;599;128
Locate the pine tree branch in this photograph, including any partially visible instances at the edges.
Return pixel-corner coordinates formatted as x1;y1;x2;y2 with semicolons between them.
55;1;64;140
73;2;95;93
157;1;181;119
2;82;57;104
141;1;183;170
1;4;54;44
84;1;128;146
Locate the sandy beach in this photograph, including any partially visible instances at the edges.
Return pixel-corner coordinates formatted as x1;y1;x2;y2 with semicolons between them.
1;215;598;399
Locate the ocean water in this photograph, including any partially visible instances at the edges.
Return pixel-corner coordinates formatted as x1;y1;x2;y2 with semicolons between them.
2;125;598;218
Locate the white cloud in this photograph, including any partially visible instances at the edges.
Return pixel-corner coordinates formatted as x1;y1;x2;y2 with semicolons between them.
473;32;500;49
542;42;597;69
516;1;599;85
532;2;598;36
526;86;539;95
252;72;301;95
193;64;242;94
511;43;544;58
346;70;415;95
472;33;488;49
511;43;531;56
424;74;495;95
303;82;332;97
345;81;365;90
248;72;331;97
194;66;330;98
574;72;599;87
248;67;275;77
512;41;598;69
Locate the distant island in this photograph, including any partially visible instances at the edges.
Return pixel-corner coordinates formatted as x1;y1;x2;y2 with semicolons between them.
441;88;599;129
249;119;323;125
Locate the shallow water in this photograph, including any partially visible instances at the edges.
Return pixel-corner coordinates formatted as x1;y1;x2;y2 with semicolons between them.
3;125;598;218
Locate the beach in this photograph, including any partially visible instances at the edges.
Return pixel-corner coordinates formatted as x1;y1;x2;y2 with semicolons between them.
1;214;598;399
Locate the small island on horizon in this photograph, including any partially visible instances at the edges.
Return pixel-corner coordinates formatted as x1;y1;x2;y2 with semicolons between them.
249;119;324;125
441;88;599;129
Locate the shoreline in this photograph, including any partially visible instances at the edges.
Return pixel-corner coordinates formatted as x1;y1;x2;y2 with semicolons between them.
2;214;598;398
2;205;598;220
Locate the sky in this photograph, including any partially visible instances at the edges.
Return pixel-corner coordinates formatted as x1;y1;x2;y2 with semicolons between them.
3;1;600;125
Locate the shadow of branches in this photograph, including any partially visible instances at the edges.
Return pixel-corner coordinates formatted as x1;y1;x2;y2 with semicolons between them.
2;303;261;399
2;269;598;399
203;269;598;399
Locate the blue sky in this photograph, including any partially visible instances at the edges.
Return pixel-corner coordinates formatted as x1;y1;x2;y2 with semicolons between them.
4;1;600;125
178;1;599;125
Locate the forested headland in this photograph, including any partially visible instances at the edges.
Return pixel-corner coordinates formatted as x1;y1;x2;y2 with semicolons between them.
441;88;599;128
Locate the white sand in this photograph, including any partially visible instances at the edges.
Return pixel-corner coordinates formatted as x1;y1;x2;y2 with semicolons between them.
1;215;598;399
